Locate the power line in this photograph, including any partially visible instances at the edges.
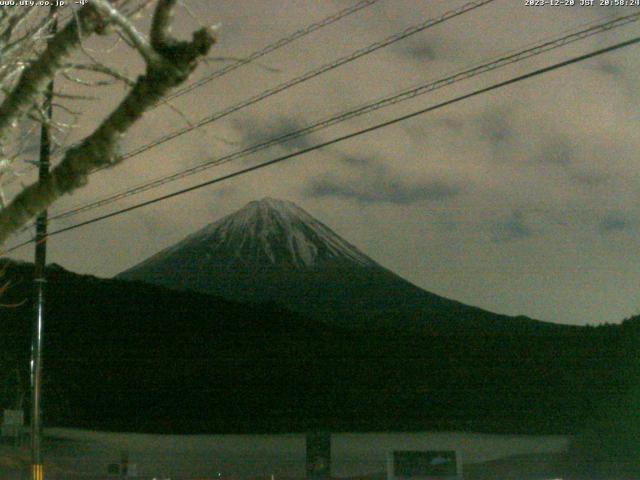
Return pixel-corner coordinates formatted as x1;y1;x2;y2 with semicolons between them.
4;0;382;184
92;0;496;172
162;0;383;103
6;0;493;238
49;12;640;222
6;35;638;254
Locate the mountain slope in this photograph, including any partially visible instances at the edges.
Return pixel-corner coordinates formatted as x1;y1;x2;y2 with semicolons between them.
118;198;555;332
1;259;635;435
0;260;346;433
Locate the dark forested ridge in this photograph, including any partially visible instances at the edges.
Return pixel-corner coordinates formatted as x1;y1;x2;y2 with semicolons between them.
1;259;638;435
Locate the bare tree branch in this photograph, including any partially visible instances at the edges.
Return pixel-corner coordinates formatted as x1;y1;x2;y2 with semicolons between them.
91;0;160;64
0;5;103;150
0;0;217;245
150;0;177;49
63;62;135;87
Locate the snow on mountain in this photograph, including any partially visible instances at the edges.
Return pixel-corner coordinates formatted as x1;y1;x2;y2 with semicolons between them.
133;197;377;270
119;198;549;332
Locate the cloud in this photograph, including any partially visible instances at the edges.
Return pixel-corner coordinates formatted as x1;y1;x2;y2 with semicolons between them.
593;59;623;76
530;135;609;188
438;117;465;132
333;152;372;167
599;212;632;234
535;136;573;166
492;211;533;243
304;160;462;205
231;116;316;152
477;109;514;147
569;169;609;188
583;56;638;102
396;31;454;63
402;43;438;61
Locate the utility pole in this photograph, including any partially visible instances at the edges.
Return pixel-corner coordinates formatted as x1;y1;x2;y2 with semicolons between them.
31;6;57;480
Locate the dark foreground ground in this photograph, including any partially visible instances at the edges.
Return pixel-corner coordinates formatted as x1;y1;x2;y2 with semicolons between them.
0;429;571;479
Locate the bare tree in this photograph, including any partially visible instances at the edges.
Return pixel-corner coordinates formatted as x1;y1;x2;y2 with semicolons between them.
0;0;216;246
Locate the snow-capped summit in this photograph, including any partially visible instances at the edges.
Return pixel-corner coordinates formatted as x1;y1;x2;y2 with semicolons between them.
168;197;376;269
119;198;544;332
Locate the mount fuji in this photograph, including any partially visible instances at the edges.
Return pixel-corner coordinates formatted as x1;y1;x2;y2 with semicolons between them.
118;198;551;332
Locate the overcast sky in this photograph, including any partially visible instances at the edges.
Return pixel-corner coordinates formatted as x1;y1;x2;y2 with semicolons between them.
4;0;640;325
